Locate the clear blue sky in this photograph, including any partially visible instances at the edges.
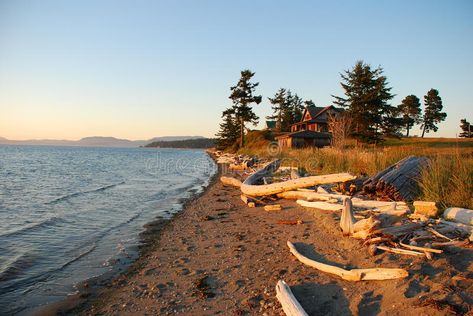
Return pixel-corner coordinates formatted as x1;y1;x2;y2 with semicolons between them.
1;0;472;139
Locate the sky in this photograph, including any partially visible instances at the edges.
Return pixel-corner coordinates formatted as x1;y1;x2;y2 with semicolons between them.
0;0;472;140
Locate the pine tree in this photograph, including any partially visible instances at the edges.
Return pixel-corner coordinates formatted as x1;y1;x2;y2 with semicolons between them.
287;92;304;130
421;89;446;137
227;70;262;148
267;89;304;132
267;88;287;131
215;110;240;150
398;95;422;137
332;61;396;144
459;119;472;138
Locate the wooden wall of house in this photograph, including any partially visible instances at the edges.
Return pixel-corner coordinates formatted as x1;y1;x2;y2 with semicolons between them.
292;137;331;148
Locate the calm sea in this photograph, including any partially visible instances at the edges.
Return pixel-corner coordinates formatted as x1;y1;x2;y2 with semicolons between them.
0;145;216;314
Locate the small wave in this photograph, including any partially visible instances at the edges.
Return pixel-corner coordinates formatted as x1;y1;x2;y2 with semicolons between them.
45;181;125;205
0;216;67;238
0;252;37;283
58;243;97;271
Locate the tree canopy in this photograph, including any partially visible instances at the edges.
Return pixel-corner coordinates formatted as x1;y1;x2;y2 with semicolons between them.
226;70;262;147
398;95;422;137
421;89;446;137
215;110;240;150
459;118;472;138
267;88;304;132
333;61;397;143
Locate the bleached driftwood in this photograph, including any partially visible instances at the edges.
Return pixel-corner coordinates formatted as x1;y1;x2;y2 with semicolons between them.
287;241;408;281
437;219;473;235
443;207;473;226
317;186;330;194
363;237;393;246
220;176;242;187
431;240;470;247
353;216;380;234
264;204;282;212
240;194;255;208
277;191;335;202
399;242;442;254
427;227;452;241
372;223;423;239
280;191;408;211
241;160;356;197
275;280;308;316
297;200;343;211
216;156;236;164
351;229;372;240
376;245;425;257
340;198;355;235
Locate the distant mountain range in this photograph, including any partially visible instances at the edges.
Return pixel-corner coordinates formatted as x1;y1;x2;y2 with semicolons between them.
145;138;215;149
0;136;205;148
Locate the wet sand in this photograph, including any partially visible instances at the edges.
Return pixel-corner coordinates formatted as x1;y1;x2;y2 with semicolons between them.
48;162;472;315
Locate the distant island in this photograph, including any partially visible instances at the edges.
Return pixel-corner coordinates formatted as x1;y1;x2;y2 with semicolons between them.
144;138;215;149
0;136;205;148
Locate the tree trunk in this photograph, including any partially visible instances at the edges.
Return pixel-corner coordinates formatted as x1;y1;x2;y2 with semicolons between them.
421;124;426;138
362;156;429;201
239;117;244;148
277;110;282;132
406;122;410;137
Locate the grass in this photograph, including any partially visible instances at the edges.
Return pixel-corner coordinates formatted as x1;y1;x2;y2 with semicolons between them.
237;132;473;209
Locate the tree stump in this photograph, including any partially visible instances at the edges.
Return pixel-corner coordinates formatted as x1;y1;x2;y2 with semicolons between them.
362;156;429;201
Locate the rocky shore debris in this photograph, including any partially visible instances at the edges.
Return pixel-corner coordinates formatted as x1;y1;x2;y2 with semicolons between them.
215;152;472;315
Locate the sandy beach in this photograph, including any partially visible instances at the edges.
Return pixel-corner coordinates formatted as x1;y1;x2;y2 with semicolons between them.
45;159;472;316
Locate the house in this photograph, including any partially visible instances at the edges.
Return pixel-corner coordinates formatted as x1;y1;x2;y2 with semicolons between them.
290;105;341;132
276;105;342;149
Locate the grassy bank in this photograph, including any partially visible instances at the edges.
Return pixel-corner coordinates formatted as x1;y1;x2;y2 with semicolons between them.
237;133;473;209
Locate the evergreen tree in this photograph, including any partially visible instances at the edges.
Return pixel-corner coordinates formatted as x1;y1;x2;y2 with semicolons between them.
459;118;472;138
215;110;240;150
267;88;287;131
332;61;396;144
226;70;262;147
398;95;422;137
421;89;446;137
287;92;304;129
267;89;304;132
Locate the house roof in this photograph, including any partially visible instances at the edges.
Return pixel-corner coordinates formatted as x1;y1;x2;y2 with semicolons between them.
276;130;332;139
306;106;327;119
302;105;342;122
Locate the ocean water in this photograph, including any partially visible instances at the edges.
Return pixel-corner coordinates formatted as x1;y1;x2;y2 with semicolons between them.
0;145;216;314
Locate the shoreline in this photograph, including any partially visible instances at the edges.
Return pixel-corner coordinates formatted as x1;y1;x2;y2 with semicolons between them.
40;154;471;315
33;151;219;315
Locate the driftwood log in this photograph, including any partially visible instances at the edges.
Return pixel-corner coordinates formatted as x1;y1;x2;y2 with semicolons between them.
363;156;429;201
340;198;355;235
220;176;242;187
372;222;423;239
264;204;282;211
443;207;473;226
275;280;308;316
296;200;342;211
280;191;408;210
287;241;408;281
240;160;356;197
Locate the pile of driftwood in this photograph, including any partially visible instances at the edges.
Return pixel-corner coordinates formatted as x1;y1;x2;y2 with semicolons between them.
214;151;261;171
363;155;429;201
218;156;473;316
